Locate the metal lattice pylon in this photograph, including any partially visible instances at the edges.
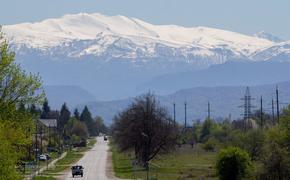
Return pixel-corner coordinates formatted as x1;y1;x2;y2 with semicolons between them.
239;87;255;121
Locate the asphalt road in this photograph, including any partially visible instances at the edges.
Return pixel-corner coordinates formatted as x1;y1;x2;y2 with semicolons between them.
64;136;119;180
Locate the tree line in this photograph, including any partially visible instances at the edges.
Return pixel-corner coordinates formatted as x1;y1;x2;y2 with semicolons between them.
39;98;108;146
111;93;290;179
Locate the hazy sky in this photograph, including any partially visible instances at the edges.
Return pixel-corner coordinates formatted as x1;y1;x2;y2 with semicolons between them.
1;0;290;39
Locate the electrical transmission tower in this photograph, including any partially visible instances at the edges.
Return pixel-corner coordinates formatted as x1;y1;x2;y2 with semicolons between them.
240;87;255;130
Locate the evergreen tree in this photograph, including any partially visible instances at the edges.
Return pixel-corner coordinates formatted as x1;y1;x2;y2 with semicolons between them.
80;106;94;136
29;104;39;116
74;108;80;120
58;103;71;131
200;118;216;143
41;98;51;119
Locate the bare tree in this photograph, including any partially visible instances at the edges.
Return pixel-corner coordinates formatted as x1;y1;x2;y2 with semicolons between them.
112;93;178;168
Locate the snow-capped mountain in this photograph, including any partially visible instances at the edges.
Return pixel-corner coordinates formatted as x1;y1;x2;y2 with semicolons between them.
251;40;290;61
254;31;283;43
1;13;290;100
3;13;287;65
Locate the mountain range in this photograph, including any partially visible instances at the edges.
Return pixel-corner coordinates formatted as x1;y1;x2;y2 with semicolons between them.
88;81;290;124
3;13;290;65
1;13;290;119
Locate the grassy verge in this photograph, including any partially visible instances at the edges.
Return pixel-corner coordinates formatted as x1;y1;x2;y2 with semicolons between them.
32;175;56;180
111;144;218;180
44;150;83;174
111;144;133;179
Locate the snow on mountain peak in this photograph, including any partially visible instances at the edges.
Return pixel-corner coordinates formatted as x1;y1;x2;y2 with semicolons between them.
2;12;281;62
254;31;283;43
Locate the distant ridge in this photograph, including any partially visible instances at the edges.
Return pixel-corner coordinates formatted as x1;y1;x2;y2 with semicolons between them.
77;81;290;124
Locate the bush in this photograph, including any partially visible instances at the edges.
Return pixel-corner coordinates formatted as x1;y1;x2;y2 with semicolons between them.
216;147;252;180
202;137;219;151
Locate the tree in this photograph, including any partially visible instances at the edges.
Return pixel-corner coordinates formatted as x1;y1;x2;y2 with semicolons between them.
200;118;217;142
65;118;89;144
74;108;80;120
216;147;252;180
112;93;178;168
92;116;108;136
58;103;71;131
40;98;51;119
242;129;265;160
259;127;290;179
0;123;22;180
80;106;94;136
0;28;44;179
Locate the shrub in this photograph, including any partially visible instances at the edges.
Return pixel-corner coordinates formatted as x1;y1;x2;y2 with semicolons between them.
216;147;252;180
202;137;219;151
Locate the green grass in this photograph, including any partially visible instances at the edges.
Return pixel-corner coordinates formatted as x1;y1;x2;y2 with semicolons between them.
87;137;97;147
45;150;83;174
32;175;56;180
111;144;218;180
111;144;134;178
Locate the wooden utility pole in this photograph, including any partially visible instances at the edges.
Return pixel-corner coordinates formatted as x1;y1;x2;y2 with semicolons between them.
40;126;43;154
272;98;275;124
35;120;38;161
173;103;176;123
184;102;187;129
260;96;263;128
276;86;280;123
207;101;211;120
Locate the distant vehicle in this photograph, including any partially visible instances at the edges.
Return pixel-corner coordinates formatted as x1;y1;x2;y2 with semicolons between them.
39;154;47;161
73;140;87;147
47;147;58;152
104;136;108;141
45;153;51;160
71;165;84;177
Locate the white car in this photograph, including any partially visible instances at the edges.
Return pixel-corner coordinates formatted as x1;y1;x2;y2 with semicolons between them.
39;154;47;161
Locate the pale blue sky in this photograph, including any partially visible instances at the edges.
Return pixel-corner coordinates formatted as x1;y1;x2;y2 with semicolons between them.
1;0;289;39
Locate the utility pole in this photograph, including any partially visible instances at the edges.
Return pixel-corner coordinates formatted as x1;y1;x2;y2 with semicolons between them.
276;86;280;124
260;96;263;128
48;124;51;147
40;126;43;154
173;103;176;123
184;102;187;129
35;120;38;161
207;101;211;120
272;98;275;124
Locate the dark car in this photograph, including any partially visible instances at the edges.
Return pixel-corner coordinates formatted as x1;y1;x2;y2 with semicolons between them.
104;136;108;141
71;165;84;177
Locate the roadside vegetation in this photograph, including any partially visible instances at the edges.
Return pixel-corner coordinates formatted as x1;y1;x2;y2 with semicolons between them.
0;28;44;180
111;93;290;179
0;28;107;179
